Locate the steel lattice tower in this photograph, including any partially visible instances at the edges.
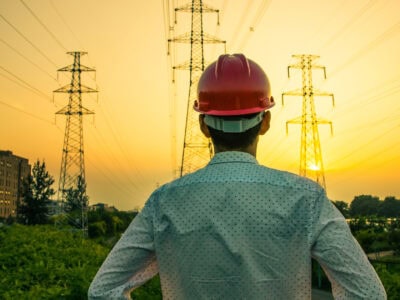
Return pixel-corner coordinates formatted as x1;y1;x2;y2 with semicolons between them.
169;0;225;177
54;51;97;233
282;55;334;189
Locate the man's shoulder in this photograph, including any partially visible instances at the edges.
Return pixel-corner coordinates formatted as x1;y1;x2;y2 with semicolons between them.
255;164;323;193
158;161;322;195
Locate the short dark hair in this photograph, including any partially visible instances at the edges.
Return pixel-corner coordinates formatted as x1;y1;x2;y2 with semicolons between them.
207;113;262;150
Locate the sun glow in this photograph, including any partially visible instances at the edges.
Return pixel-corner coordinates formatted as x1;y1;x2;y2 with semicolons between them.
309;163;321;171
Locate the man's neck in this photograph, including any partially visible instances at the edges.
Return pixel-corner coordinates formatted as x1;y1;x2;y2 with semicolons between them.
213;143;258;157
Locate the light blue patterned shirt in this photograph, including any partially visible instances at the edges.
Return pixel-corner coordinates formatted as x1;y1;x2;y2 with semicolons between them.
89;151;386;299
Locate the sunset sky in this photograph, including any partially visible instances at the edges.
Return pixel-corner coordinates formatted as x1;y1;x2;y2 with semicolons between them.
1;0;399;210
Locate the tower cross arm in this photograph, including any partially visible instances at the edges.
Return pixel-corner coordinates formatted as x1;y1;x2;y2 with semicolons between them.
282;88;303;105
316;117;334;135
56;105;94;115
57;64;96;73
203;32;226;44
313;89;335;107
53;84;98;94
287;64;303;78
285;116;302;134
169;32;225;44
174;1;221;26
175;2;219;13
168;32;191;43
311;64;327;78
173;61;191;70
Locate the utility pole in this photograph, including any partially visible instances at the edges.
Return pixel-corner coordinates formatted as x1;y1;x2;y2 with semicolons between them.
282;54;334;189
54;51;97;236
168;0;225;177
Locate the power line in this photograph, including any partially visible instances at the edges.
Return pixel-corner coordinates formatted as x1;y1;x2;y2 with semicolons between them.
85;156;134;207
0;66;53;102
228;2;252;51
319;0;379;51
0;14;58;68
84;133;141;197
35;0;152;192
0;98;54;124
96;104;148;187
329;21;400;77
163;0;180;177
327;113;399;141
46;1;150;188
237;0;272;51
0;38;58;82
326;76;400;116
49;0;96;67
88;126;148;195
19;0;67;51
49;0;84;49
328;124;399;167
328;139;400;187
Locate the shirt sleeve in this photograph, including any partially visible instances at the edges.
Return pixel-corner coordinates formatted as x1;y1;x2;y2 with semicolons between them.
88;196;158;300
311;191;386;299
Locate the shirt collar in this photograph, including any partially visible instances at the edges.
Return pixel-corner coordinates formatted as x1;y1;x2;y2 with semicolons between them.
208;151;259;166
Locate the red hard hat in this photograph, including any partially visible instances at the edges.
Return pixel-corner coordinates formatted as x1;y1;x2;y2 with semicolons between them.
194;54;274;116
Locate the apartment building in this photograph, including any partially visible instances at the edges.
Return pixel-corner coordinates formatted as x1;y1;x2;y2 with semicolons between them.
0;150;31;218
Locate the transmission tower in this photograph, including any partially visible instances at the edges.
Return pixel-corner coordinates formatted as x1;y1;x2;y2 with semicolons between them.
54;51;97;235
168;0;226;177
282;54;334;189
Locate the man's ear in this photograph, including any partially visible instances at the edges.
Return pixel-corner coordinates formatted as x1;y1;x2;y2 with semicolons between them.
259;110;271;135
199;114;211;138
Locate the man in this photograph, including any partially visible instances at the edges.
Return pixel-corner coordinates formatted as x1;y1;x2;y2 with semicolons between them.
89;54;386;299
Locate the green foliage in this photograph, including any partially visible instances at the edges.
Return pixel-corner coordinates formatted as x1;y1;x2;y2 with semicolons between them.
16;160;55;225
65;175;88;213
311;259;331;291
379;197;400;218
348;195;400;218
0;224;109;299
350;195;381;217
87;208;136;239
88;221;107;238
354;229;390;253
374;264;400;300
131;276;162;299
389;229;400;254
349;216;368;232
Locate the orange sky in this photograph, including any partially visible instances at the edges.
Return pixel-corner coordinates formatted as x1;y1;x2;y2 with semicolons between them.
1;0;399;210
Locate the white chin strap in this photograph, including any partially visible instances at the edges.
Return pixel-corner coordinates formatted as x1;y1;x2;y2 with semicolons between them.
204;112;264;133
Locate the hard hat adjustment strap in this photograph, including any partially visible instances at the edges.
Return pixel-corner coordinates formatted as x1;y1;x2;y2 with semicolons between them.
204;112;264;133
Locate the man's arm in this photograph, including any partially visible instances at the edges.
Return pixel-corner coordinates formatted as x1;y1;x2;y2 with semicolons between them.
311;191;386;299
88;201;158;300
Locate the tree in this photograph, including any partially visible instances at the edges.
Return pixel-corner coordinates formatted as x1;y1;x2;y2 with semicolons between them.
65;175;88;213
17;160;55;225
64;175;89;231
388;229;400;255
349;195;381;217
379;196;400;218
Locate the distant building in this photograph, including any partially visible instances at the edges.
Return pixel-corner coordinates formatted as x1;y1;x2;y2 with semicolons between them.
0;150;31;218
89;203;118;212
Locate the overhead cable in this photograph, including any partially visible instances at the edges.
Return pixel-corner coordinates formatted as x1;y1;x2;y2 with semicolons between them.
0;66;53;102
0;14;58;68
19;0;67;51
0;98;54;124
